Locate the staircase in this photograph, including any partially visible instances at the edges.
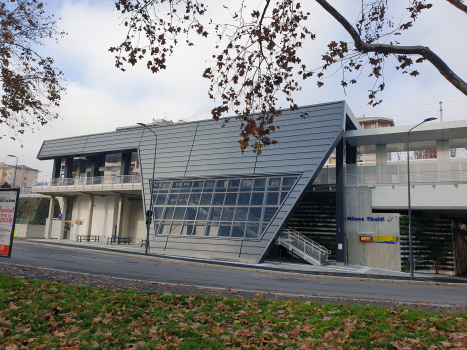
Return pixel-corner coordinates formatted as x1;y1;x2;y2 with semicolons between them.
276;229;331;266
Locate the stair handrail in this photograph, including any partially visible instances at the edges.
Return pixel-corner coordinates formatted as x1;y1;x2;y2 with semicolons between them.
279;229;331;263
282;229;331;255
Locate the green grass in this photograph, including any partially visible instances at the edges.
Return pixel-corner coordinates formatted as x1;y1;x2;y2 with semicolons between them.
0;274;466;349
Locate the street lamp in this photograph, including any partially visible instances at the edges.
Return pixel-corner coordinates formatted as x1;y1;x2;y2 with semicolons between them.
407;117;437;279
7;155;18;188
136;122;158;255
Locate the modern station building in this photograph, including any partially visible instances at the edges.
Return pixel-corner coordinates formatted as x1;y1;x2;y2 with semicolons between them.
32;101;467;275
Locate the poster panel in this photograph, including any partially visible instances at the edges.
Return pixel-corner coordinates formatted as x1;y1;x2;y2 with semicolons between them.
0;188;20;258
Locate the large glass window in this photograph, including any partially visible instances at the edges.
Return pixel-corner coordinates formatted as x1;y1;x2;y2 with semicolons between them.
151;175;299;239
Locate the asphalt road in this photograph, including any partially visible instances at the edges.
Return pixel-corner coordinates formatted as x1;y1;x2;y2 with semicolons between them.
3;242;467;308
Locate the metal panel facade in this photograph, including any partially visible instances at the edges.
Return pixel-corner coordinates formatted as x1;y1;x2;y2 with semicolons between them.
37;101;349;263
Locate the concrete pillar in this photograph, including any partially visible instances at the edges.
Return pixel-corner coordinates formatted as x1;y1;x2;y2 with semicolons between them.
116;195;125;237
86;195;95;237
437;140;450;171
376;144;388;173
336;137;346;266
121;153;131;176
52;159;62;178
64;158;73;178
46;195;56;239
58;197;68;241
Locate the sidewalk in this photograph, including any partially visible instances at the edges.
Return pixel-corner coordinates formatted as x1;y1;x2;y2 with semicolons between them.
16;238;467;285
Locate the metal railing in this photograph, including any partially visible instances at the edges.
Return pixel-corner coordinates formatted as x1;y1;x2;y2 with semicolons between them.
277;229;331;265
32;174;141;192
346;170;467;187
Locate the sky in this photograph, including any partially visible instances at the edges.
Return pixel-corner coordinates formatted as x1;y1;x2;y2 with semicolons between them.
1;0;467;179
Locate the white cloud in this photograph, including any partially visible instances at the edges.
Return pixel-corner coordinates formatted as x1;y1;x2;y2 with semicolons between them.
1;0;466;177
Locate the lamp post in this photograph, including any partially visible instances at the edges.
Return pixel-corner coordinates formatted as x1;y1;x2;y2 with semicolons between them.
136;123;157;256
7;155;18;188
407;117;437;279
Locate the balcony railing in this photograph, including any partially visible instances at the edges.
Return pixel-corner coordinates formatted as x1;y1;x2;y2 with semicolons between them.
32;175;141;192
346;170;467;187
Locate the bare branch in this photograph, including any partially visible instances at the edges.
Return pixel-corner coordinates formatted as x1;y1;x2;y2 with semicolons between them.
446;0;467;14
315;0;467;96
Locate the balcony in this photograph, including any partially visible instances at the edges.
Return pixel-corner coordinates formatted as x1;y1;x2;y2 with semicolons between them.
32;175;142;196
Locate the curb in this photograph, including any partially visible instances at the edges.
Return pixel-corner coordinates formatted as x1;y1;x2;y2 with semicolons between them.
14;240;467;288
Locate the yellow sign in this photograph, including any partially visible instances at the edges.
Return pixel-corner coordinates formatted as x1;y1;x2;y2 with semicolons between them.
373;235;397;243
75;220;83;225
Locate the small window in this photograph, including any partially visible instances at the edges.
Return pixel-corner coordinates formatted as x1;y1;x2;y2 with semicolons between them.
234;207;248;221
231;224;245;238
227;179;240;192
264;207;278;222
184;207;197;221
253;178;266;191
224;192;238;205
268;178;281;191
197;207;209;220
245;224;259;238
209;207;222;220
177;194;189;205
218;224;232;237
192;181;204;192
167;194;178;205
250;192;264;206
221;207;235;221
206;223;219;236
173;207;186;220
194;224;206;236
248;207;262;222
188;193;201;205
213;193;225;206
200;193;213;206
240;179;253;192
237;192;251;206
215;180;228;192
266;192;279;206
163;207;175;220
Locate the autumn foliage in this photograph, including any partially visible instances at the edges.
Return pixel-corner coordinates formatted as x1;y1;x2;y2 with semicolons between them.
111;0;467;154
1;274;467;349
0;0;66;141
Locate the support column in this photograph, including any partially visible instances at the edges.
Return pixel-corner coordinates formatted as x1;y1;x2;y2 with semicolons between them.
86;195;95;237
52;159;62;178
336;137;346;266
58;197;68;241
121;153;131;176
46;195;56;239
64;157;73;178
436;140;450;171
116;195;125;238
376;144;388;173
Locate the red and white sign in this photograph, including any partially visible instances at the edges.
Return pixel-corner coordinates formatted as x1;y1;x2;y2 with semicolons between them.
0;189;19;258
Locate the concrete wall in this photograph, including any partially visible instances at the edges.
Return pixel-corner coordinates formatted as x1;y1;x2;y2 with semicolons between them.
70;195;117;239
14;224;46;238
128;200;145;240
346;187;401;271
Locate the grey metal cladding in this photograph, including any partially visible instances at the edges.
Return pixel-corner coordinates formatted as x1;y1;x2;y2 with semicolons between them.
146;101;347;263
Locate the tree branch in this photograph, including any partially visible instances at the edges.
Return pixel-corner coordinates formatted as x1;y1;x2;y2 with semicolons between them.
446;0;467;14
315;0;467;96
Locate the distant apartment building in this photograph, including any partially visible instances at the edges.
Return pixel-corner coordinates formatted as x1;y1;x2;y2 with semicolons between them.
0;162;40;188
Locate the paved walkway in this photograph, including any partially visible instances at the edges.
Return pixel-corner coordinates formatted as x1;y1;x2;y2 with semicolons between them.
19;238;465;283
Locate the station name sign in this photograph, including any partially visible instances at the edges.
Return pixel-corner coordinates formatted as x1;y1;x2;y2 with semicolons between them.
347;216;387;222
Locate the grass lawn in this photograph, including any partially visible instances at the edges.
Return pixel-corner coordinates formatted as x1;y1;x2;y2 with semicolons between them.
0;274;466;349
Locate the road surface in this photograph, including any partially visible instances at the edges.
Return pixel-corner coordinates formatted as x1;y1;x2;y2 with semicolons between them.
3;242;466;308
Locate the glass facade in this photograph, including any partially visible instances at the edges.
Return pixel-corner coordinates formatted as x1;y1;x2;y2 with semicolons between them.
151;176;299;239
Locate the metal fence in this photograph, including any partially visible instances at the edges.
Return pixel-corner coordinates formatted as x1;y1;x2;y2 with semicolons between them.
33;175;140;191
345;170;467;187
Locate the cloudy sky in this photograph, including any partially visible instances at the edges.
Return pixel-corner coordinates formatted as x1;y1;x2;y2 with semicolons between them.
2;0;467;178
